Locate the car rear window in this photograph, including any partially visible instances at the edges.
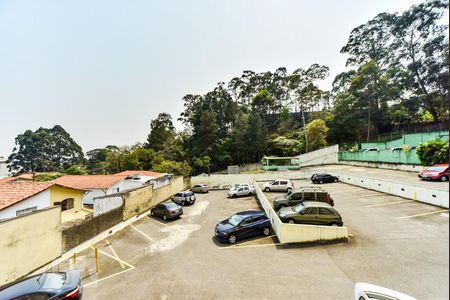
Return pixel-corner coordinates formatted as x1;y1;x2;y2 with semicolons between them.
319;208;335;215
280;181;288;185
165;202;179;210
41;273;66;289
184;192;194;196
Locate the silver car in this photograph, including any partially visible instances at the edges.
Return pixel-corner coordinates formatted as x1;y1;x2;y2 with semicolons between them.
191;184;209;193
172;191;196;205
228;185;255;198
262;179;294;192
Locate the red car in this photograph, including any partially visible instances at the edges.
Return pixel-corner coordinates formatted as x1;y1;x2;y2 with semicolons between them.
418;163;449;181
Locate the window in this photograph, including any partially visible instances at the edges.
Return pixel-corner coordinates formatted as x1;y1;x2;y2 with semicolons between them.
305;207;318;215
252;216;264;222
291;193;302;200
60;198;74;211
280;181;288;185
272;181;279;186
240;217;252;225
113;187;120;193
16;206;37;216
303;192;316;201
319;208;334;215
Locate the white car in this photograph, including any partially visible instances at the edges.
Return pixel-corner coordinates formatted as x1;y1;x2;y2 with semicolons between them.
262;179;294;192
227;185;255;198
229;183;254;190
354;282;417;300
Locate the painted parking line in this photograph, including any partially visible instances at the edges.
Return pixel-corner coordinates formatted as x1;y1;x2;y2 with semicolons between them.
105;239;125;269
89;246;134;269
147;216;169;227
366;200;412;208
331;189;366;195
344;194;386;200
220;243;282;250
395;209;449;220
84;267;135;288
130;224;155;242
235;235;277;246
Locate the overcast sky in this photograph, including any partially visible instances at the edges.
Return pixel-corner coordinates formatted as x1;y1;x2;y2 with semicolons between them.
0;0;426;157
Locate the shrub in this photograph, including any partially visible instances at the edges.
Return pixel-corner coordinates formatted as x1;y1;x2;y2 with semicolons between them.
416;138;449;166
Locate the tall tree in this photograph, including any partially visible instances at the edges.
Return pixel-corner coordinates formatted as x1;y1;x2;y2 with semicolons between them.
146;113;176;151
8;125;84;175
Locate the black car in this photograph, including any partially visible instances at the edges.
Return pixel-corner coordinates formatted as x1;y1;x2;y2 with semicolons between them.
215;211;271;244
0;269;82;300
311;173;339;184
150;201;183;221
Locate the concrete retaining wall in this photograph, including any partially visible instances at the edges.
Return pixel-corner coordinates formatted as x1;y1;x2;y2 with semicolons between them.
62;206;124;251
339;160;423;172
93;195;123;217
171;176;184;194
254;180;348;244
122;185;154;220
333;172;449;208
0;207;62;284
296;145;339;167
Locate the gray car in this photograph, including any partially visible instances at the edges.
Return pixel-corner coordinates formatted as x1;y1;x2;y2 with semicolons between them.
273;187;334;211
172;191;196;205
191;184;209;193
277;201;343;226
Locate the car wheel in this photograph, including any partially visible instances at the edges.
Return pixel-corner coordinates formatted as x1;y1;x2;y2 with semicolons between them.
319;180;323;184
286;188;292;192
163;215;167;221
441;176;448;182
264;187;270;192
330;222;339;227
248;192;253;196
287;219;295;224
181;200;186;206
228;234;237;244
150;210;154;216
334;178;338;182
262;227;270;236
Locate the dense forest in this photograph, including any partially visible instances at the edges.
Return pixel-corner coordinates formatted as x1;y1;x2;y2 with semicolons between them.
7;0;449;176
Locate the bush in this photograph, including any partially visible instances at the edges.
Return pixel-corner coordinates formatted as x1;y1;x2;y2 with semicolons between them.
416;138;449;166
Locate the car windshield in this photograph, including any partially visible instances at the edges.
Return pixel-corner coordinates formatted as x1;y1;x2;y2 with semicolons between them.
41;273;66;289
427;167;447;172
293;203;305;213
228;214;244;226
165;202;179;210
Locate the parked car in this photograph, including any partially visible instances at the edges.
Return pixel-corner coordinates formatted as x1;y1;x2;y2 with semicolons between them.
262;179;294;192
277;201;343;226
191;184;209;193
228;185;255;198
230;183;254;190
0;269;83;300
273;187;334;210
390;147;403;151
311;173;339;184
150;201;183;221
354;282;417;300
361;148;379;152
172;191;196;205
418;163;449;181
215;211;271;244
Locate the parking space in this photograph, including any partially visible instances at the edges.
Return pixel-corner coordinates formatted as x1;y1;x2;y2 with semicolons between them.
69;182;449;300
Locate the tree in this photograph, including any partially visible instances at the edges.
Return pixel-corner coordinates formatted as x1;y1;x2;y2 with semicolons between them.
416;138;449;166
8;126;84;175
305;119;329;151
65;165;87;175
146;113;175;151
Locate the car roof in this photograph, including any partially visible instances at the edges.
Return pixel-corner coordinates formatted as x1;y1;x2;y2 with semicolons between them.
235;210;265;217
435;163;449;167
293;187;325;192
302;201;333;208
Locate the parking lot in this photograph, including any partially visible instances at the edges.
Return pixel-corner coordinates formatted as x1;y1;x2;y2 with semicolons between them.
75;180;448;300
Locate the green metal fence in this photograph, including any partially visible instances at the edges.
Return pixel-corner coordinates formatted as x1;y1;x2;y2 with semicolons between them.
360;130;449;150
339;149;421;165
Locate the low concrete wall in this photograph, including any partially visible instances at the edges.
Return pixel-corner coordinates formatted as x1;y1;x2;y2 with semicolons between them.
62;206;124;251
93;195;123;217
183;177;191;190
332;172;449;208
171;176;184;194
254;180;348;244
192;172;309;190
0;207;62;284
339;160;423;172
122;185;154;220
296;145;339;167
153;184;172;203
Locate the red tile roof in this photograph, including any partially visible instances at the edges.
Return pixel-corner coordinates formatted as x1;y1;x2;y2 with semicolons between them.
114;170;165;178
53;175;127;190
0;181;54;211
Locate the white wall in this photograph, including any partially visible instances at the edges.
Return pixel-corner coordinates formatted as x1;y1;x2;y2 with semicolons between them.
339;160;423;172
0;189;51;220
93;195;123;217
334;172;449;208
295;144;339;167
82;179;144;205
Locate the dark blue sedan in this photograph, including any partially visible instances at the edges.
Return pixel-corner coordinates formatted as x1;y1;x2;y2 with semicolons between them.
0;269;82;300
215;211;272;244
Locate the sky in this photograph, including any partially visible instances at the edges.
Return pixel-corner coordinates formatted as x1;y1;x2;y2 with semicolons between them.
0;0;427;157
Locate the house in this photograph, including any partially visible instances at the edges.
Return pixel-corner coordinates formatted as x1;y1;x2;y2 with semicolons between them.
0;181;87;223
114;170;169;188
52;174;144;207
